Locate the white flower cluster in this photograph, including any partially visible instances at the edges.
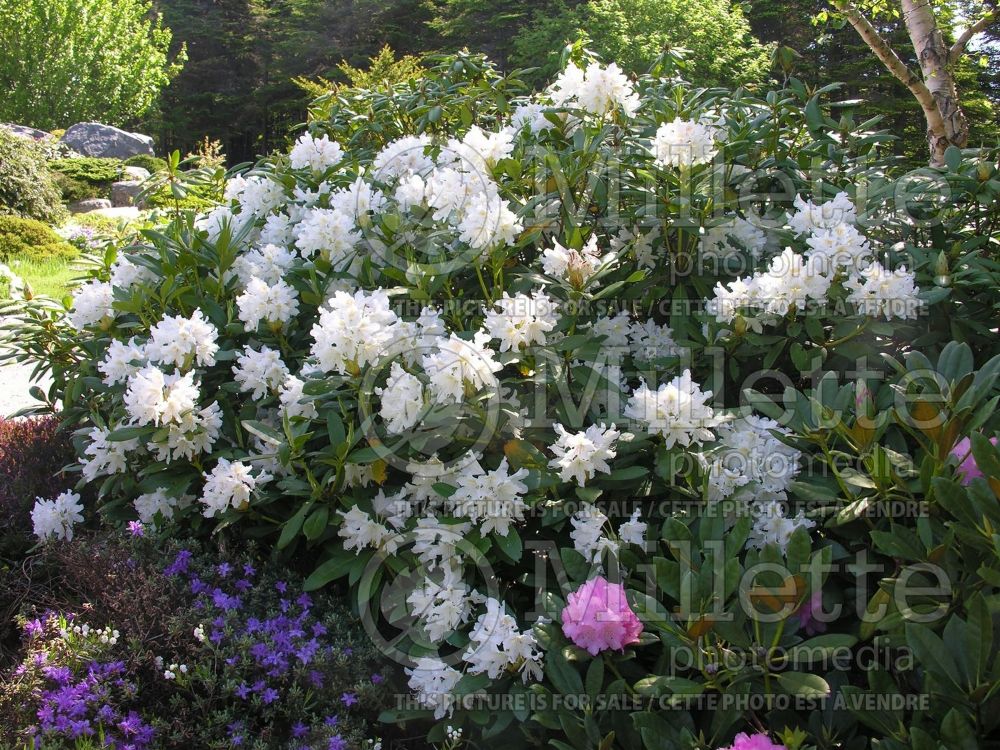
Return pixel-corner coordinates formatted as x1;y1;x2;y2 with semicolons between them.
541;235;615;288
483;290;558;352
653;118;721;168
60;622;119;646
31;491;84;541
548;61;640;118
705;416;801;502
710;193;919;329
406;657;463;720
549;423;624;486
462;598;544;681
200;459;272;518
625;370;724;448
289;132;343;173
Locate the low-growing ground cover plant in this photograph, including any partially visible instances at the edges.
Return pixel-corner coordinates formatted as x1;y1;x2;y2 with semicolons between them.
3;50;1000;750
0;535;397;749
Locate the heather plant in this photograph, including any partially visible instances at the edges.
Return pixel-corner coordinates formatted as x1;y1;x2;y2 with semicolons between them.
3;50;1000;750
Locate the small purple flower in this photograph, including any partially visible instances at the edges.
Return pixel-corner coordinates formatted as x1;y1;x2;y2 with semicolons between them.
341;692;357;707
275;581;288;593
372;673;384;684
217;562;233;578
243;563;256;577
328;735;347;750
164;549;193;577
261;687;279;704
234;683;251;699
323;714;339;727
23;618;43;638
291;722;309;738
127;521;144;537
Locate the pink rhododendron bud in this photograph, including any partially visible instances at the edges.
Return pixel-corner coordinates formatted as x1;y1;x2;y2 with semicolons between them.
950;436;998;485
796;590;827;636
560;576;642;656
719;732;786;750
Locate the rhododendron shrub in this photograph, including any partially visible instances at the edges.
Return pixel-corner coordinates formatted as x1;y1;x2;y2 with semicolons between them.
5;51;1000;750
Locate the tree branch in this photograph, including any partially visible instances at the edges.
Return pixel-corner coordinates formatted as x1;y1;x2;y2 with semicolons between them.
832;0;944;131
949;7;999;65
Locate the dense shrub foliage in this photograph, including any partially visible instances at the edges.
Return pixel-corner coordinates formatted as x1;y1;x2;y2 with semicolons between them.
0;217;77;263
49;158;126;203
5;52;1000;750
0;129;65;223
0;537;396;749
123;155;168;174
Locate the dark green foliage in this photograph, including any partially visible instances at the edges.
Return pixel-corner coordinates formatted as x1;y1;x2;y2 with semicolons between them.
124;154;169;173
0;216;76;262
48;158;124;185
49;157;125;203
0;129;65;223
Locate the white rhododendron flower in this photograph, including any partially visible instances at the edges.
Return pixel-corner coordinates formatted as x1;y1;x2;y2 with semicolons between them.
225;174;286;217
237;277;300;331
279;375;318;420
32;491;84;541
618;508;647;546
702;217;767;260
628;318;679;362
69;280;114;330
294;206;360;264
133;488;183;525
110;256;157;289
233;345;289;400
653;118;720;168
80;426;137;482
422;332;502;405
233;243;297;286
804;222;872;271
570;504;619;562
407;566;483;642
462;598;543;682
289;132;343;172
549;423;623;486
337;506;395;552
372;134;434;181
145;309;219;369
788;191;858;236
124;366;200;426
541;235;614;287
625;370;723;448
376;362;425;435
706;416;801;502
200;459;271;517
448;458;529;537
406;657;462;720
747;493;816;553
99;338;146;386
845;262;920;320
310;288;401;375
549;61;640;117
483;290;558;352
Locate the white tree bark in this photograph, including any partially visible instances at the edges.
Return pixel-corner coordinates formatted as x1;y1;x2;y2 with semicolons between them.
833;0;998;165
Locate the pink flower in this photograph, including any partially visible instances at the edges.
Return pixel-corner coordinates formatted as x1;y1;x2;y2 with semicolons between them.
796;590;827;636
561;576;642;656
720;733;786;750
950;436;998;485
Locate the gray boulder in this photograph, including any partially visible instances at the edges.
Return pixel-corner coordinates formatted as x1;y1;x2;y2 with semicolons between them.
68;198;112;213
60;122;154;159
1;123;51;140
122;166;150;182
111;181;145;208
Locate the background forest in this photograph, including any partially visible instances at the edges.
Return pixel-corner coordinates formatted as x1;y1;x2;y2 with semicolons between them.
99;0;1000;164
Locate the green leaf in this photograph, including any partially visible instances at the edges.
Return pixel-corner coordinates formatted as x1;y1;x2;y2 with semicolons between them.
774;671;830;697
303;553;353;590
944;145;962;171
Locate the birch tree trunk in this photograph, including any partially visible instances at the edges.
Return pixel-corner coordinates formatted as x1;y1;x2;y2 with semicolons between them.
900;0;969;165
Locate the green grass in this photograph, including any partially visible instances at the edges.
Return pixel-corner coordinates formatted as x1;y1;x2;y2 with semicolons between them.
3;253;81;300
